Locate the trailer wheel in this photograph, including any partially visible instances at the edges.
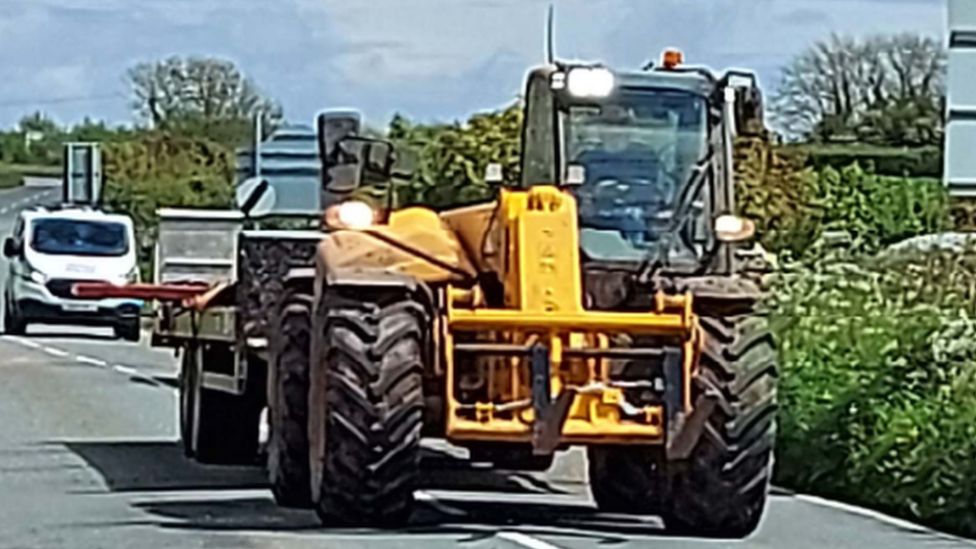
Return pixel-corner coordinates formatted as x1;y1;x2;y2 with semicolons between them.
661;314;778;538
267;289;313;508
309;287;426;526
178;346;196;458
181;344;264;465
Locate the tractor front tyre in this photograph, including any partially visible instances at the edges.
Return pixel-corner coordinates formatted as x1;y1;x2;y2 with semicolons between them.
311;288;426;527
662;313;778;538
267;289;313;508
587;446;664;515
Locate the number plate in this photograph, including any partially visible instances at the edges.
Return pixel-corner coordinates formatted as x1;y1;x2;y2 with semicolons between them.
62;303;98;313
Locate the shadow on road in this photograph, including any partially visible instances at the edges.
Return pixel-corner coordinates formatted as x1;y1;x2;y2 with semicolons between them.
64;438;665;541
62;440;267;493
133;494;664;543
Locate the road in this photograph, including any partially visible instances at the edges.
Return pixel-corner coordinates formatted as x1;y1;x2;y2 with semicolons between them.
0;185;972;549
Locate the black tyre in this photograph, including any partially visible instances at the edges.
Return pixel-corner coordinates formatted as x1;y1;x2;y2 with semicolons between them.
267;289;313;508
179;346;196;458
587;446;664;515
114;319;141;342
310;287;426;526
4;295;26;335
661;314;778;538
181;344;264;465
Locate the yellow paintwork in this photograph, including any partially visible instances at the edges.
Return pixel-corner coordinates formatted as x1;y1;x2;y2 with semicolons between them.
317;206;476;284
316;186;701;446
443;186;700;446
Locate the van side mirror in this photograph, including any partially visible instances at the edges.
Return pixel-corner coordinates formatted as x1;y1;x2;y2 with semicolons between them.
3;238;20;258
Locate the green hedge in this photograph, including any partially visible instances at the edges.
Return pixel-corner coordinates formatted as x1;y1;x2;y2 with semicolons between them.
794;145;942;178
771;250;976;537
0;163;60;189
102;133;235;277
736;152;950;258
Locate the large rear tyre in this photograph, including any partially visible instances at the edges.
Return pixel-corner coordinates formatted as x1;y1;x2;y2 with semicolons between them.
310;287;426;526
267;289;313;508
661;313;778;538
180;344;264;465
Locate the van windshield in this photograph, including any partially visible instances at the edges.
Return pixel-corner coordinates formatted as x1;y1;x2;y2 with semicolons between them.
30;219;129;257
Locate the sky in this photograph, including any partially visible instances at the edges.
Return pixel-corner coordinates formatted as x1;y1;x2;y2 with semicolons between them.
0;0;947;130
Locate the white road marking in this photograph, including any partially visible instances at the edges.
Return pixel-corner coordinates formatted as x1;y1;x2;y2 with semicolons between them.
113;365;138;376
497;531;565;549
795;494;976;545
76;355;107;367
415;490;467;517
42;347;69;358
3;336;41;349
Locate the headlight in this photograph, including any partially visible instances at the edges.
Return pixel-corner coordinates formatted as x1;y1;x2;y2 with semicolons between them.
714;215;756;242
29;269;47;285
567;67;615;98
324;200;375;230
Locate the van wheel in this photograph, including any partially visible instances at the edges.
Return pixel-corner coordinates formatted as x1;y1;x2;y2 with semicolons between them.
3;296;26;335
115;319;140;342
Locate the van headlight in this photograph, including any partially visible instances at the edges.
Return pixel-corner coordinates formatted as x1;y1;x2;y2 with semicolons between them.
29;269;47;285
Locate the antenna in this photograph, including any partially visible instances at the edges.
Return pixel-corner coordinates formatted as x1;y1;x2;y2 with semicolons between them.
546;3;555;64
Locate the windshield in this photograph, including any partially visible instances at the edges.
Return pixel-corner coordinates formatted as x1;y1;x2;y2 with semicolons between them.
30;219;129;257
564;89;708;262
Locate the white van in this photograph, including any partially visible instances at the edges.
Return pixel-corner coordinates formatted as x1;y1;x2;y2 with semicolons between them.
2;207;142;340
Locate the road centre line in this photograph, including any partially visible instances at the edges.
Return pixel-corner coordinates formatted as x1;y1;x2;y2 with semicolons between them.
113;365;138;376
5;336;42;349
76;355;107;367
497;531;565;549
42;347;69;358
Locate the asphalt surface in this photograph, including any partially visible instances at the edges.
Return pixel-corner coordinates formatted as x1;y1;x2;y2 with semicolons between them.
0;185;974;548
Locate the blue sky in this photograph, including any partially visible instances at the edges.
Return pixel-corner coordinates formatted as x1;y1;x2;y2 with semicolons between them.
0;0;947;129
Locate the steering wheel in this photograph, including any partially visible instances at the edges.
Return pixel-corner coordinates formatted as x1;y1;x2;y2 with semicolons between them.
577;177;673;240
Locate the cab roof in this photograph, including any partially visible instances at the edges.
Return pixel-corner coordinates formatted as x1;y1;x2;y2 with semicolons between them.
20;207;133;226
614;67;716;98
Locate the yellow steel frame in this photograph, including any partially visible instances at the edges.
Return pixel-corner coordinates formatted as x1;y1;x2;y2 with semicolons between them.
444;186;701;446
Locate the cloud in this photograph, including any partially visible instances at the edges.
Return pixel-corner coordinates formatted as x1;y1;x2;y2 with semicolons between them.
0;0;948;128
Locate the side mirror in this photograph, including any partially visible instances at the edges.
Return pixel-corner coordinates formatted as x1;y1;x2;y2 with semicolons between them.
357;138;396;186
3;238;20;258
719;71;765;138
317;110;364;194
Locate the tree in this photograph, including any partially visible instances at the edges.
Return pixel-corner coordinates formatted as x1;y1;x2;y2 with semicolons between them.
127;56;282;146
773;33;946;146
389;104;523;208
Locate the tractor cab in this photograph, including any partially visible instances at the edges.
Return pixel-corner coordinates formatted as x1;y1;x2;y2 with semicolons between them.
519;51;764;273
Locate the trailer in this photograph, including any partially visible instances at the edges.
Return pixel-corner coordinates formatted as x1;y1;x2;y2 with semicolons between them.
75;111;393;468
